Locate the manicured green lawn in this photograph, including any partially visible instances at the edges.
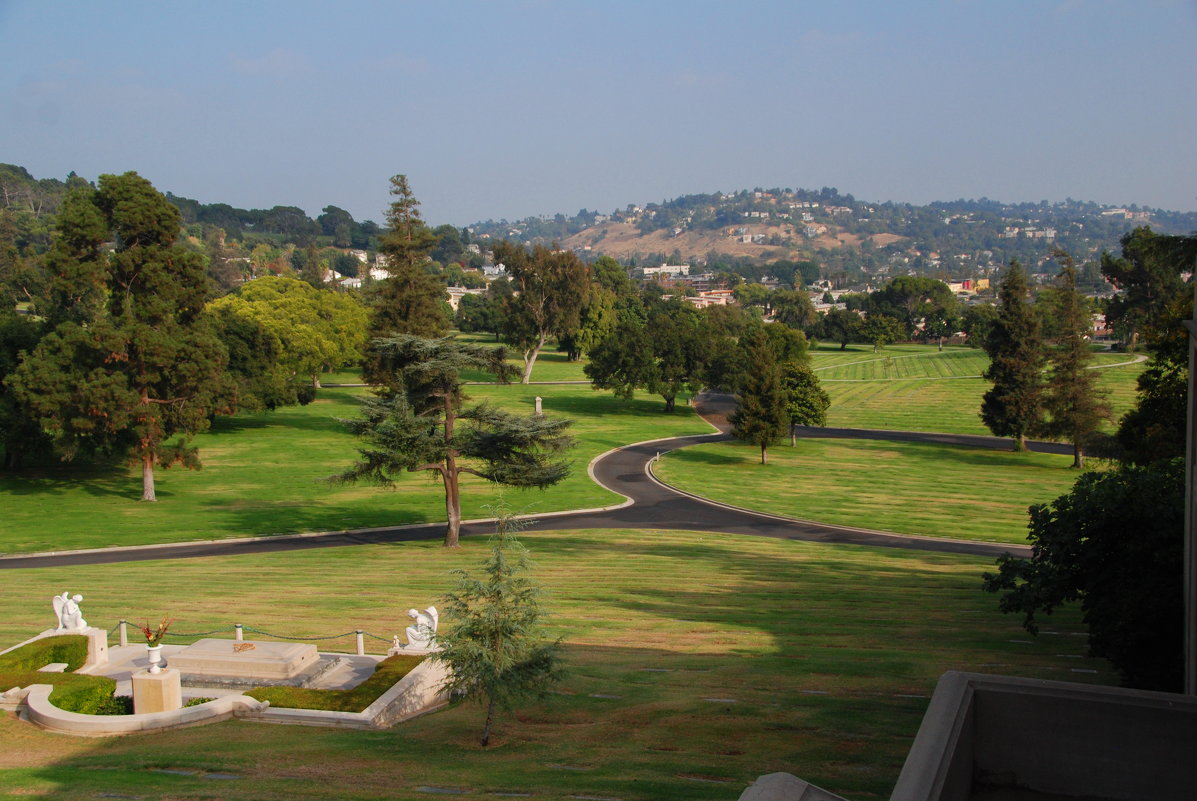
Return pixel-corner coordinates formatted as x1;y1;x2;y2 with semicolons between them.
811;345;1144;435
655;438;1090;544
0;384;708;555
0;530;1112;800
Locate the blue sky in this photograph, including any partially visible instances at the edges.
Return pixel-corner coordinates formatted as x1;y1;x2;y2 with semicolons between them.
1;0;1194;226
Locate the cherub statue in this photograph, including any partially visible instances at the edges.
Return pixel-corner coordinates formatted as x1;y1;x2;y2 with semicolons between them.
387;606;439;654
52;592;87;631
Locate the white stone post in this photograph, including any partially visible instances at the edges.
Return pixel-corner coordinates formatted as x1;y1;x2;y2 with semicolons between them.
119;620;128;647
535;396;543;415
356;630;365;656
234;623;244;641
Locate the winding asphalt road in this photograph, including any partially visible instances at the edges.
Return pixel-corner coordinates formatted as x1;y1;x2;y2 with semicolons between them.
0;394;1040;569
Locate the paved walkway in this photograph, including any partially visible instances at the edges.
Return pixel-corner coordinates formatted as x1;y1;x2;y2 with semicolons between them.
0;394;1037;569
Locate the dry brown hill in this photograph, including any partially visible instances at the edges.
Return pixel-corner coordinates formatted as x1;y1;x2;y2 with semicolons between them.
561;220;900;263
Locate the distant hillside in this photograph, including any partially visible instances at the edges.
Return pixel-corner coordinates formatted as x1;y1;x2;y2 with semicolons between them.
6;164;1195;282
468;187;1197;279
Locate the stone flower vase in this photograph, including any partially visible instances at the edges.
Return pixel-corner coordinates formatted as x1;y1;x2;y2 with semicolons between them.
146;644;163;674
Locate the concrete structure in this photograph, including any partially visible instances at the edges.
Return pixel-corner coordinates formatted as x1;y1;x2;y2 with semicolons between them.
131;667;182;714
170;638;318;682
2;630;450;736
891;672;1197;800
741;671;1197;800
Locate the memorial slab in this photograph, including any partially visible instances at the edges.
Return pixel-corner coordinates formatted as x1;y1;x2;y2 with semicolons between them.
170;639;318;681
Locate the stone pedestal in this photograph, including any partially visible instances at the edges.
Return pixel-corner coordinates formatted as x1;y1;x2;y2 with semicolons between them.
132;667;182;714
82;627;108;669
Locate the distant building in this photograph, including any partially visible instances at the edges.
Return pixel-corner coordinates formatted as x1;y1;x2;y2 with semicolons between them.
636;264;691;279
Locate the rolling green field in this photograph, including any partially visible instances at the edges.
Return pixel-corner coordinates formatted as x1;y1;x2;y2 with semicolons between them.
0;384;708;555
655;438;1087;544
0;530;1111;800
810;345;1144;435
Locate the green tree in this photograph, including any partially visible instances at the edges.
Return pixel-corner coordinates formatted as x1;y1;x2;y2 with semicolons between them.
1038;252;1110;467
781;360;830;447
495;241;589;383
770;289;817;332
1115;289;1191;465
981;261;1045;451
961;303;998;349
208;275;367;389
862;313;904;352
10;172;235;501
334;336;574;547
729;329;788;464
818;307;863;350
1101;226;1188;351
982;458;1183;691
365;175;448;384
583;313;657;403
0;308;52;469
435;510;562;746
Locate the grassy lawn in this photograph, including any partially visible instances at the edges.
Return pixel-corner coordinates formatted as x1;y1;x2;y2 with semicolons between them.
0;385;708;555
811;345;1144;435
655;438;1090;544
0;530;1113;800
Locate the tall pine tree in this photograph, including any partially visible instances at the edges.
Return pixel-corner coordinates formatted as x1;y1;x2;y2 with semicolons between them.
1039;251;1110;467
729;328;789;464
11;172;235;501
981;260;1045;451
364;175;447;384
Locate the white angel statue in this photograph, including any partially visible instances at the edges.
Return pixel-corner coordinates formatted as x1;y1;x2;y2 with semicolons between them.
388;606;439;654
52;592;87;631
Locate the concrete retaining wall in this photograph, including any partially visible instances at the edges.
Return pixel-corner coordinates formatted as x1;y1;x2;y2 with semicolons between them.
254;656;450;729
11;656;450;736
22;685;268;736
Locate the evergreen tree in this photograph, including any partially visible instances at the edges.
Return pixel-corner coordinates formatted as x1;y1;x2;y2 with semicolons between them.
10;172;235;501
1038;252;1111;467
981;261;1045;451
729;329;789;464
334;336;574;546
364;175;447;383
781;360;830;447
435;510;563;746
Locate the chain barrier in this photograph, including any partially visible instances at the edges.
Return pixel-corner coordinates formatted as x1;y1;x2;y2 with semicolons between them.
240;626;358;642
111;620;396;645
162;627;235;638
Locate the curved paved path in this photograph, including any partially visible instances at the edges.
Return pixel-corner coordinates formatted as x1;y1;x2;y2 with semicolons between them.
0;394;1038;569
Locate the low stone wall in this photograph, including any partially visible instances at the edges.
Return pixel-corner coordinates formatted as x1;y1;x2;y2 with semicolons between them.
21;685;268;736
254;657;451;729
10;656;450;736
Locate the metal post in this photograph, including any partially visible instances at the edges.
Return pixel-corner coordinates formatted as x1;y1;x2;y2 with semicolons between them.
356;630;365;656
119;620;128;647
235;623;244;642
1184;308;1197;695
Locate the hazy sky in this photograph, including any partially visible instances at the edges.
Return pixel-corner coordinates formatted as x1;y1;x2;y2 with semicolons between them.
1;1;1194;226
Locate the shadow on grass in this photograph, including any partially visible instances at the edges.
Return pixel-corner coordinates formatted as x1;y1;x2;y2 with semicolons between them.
1;463;143;501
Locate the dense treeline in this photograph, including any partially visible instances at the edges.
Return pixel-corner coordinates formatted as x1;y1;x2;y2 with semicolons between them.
982;230;1196;692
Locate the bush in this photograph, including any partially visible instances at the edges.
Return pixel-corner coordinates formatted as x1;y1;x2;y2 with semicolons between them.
983;458;1183;691
0;635;88;673
0;635;128;714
